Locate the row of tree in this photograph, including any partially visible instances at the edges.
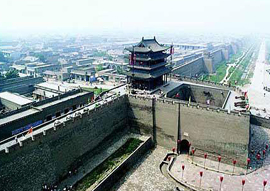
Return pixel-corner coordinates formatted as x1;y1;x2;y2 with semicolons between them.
0;69;19;80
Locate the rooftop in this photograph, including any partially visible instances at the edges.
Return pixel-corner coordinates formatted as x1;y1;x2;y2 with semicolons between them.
0;91;89;127
125;37;170;53
0;92;34;106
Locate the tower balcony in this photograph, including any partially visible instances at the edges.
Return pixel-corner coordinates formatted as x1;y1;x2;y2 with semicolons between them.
127;61;168;70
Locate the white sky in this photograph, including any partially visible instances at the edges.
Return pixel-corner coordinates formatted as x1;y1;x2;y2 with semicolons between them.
0;0;269;37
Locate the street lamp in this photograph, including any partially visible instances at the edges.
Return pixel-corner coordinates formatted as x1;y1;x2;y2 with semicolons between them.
263;180;267;191
257;154;261;168
199;171;203;188
218;156;221;171
192;149;195;164
219;176;224;191
242;179;246;191
204;153;207;169
232;160;237;174
246;158;250;174
181;165;185;180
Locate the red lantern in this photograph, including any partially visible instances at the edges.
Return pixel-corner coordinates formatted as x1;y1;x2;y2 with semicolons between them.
182;164;185;170
200;171;203;177
263;180;267;186
257;154;261;160
204;153;207;159
233;160;237;165
218;156;221;162
266;144;269;150
242;179;246;185
263;150;266;156
220;176;224;182
247;158;251;164
172;147;176;152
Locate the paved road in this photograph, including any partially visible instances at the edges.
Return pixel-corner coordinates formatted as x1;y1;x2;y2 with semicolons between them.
243;41;270;117
112;146;178;191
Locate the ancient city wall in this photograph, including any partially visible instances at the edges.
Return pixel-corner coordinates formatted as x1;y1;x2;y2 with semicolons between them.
250;115;270;129
172;57;206;77
0;76;44;94
180;103;250;164
128;96;250;165
0;96;128;191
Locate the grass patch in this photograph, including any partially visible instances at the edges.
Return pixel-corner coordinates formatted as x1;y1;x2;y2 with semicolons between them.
228;49;254;86
82;87;108;95
74;138;143;191
206;61;227;83
202;51;243;83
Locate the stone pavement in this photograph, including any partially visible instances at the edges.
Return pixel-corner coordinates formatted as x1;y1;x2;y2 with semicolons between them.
112;146;178;191
169;125;270;191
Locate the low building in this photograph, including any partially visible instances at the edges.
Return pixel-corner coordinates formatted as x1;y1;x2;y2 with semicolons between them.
42;70;70;81
11;64;27;74
26;62;60;76
0;92;34;111
76;58;95;66
33;81;77;100
0;89;94;140
70;65;96;82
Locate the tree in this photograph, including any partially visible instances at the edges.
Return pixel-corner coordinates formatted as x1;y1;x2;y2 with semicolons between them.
5;69;19;79
95;64;103;72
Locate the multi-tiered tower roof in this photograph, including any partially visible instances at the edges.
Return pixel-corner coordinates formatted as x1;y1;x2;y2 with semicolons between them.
125;37;171;91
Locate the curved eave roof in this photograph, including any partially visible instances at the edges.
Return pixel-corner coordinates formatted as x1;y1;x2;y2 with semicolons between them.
125;46;170;53
125;38;170;53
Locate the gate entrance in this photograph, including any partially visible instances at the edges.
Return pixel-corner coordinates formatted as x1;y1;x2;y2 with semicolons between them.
179;139;190;154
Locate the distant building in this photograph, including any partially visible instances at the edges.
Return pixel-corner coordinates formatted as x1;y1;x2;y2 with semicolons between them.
25;62;60;76
76;58;95;66
70;65;96;82
42;71;69;82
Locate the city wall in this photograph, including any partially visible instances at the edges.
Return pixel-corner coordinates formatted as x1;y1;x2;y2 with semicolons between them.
0;76;44;95
173;45;237;77
250;115;270;129
0;96;128;191
0;92;251;190
128;95;250;165
172;57;206;77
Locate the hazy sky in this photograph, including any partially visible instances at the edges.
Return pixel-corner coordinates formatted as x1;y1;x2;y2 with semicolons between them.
0;0;269;37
